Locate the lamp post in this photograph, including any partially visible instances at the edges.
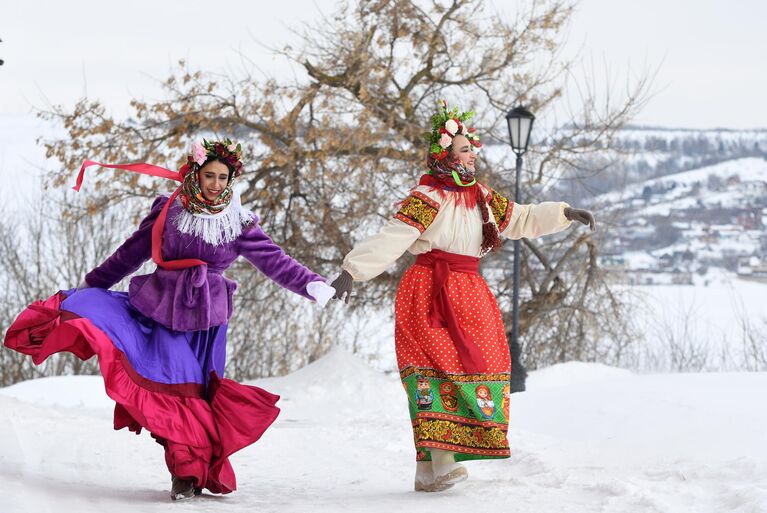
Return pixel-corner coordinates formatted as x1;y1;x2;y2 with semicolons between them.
505;106;535;389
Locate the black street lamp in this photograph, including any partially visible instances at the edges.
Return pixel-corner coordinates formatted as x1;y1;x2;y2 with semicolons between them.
505;106;535;392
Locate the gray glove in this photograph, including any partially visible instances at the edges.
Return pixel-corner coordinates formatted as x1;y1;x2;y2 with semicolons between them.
564;207;596;231
330;270;353;304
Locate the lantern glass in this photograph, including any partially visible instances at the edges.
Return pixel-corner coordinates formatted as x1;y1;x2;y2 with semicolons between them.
506;106;535;156
508;117;521;151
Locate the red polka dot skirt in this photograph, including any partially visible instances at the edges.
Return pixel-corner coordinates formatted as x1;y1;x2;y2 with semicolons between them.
395;264;511;461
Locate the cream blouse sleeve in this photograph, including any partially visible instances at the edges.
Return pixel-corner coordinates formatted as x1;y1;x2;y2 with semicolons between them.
486;188;572;240
342;188;441;281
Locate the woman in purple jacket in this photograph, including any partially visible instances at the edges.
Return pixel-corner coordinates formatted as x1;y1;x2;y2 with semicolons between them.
4;139;335;500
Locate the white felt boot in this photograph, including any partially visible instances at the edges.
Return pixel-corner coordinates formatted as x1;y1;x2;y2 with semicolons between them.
431;449;468;486
414;461;454;492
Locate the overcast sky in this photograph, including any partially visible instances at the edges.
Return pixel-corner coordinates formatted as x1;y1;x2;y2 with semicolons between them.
1;0;765;129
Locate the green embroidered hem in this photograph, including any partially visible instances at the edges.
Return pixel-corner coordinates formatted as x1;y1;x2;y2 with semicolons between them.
401;365;512;461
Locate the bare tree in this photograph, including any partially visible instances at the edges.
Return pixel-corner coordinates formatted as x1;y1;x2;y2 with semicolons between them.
0;190;135;386
736;311;767;372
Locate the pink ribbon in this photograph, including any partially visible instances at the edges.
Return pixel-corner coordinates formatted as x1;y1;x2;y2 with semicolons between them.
73;160;205;270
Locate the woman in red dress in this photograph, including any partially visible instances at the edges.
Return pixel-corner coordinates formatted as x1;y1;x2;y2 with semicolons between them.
331;101;595;492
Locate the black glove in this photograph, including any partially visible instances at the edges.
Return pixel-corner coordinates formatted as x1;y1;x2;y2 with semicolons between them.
564;207;596;231
330;270;354;304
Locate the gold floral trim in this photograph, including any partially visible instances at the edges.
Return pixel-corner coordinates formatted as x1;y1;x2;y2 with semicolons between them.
394;191;440;233
416;411;508;429
487;189;513;232
412;417;509;453
400;365;509;383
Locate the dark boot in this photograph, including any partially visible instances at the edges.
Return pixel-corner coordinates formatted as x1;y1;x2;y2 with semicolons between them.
170;476;196;501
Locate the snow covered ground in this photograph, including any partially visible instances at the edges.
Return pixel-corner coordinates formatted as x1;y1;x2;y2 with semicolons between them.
1;348;765;513
623;271;767;371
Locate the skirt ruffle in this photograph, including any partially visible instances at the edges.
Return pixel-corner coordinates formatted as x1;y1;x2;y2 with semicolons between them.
4;290;280;494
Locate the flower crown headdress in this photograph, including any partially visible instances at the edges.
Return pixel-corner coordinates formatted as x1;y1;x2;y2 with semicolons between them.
186;138;244;176
428;100;482;161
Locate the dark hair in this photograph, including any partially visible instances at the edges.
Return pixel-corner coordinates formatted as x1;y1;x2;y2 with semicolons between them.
199;157;236;182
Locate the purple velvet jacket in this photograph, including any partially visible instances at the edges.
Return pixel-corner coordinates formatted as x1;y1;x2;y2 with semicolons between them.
84;196;325;332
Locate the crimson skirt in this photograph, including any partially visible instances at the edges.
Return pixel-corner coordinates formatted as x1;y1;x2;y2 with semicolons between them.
4;289;280;493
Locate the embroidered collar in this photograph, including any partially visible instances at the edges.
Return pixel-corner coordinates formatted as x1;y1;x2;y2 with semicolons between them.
173;188;253;246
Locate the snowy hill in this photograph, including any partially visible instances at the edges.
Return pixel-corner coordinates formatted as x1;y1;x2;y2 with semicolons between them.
591;157;767;283
570;155;767;373
1;348;765;512
587;126;767;192
598;157;767;208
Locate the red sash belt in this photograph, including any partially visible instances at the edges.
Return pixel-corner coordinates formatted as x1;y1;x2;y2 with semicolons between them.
414;249;487;373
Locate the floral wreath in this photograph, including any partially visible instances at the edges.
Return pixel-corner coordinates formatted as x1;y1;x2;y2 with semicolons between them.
428;100;482;160
186;138;244;176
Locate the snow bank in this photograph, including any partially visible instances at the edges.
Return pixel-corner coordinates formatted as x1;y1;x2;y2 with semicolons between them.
526;361;634;391
0;375;112;410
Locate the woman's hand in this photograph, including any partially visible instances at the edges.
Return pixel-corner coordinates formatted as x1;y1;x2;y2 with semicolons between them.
330;270;354;304
76;280;91;290
564;207;596;231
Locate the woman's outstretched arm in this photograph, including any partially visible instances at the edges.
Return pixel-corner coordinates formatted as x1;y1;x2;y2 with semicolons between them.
236;217;331;303
82;196;169;289
341;189;441;282
486;188;595;239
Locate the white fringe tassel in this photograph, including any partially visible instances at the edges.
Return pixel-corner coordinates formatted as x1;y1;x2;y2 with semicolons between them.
173;189;253;246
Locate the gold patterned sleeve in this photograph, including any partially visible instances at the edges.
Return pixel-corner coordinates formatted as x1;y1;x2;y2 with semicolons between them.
486;188;514;233
342;189;441;281
393;190;440;233
487;188;571;240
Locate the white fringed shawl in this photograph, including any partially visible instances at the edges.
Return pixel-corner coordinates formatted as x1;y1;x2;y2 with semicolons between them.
173;189;253;246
